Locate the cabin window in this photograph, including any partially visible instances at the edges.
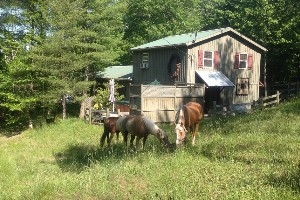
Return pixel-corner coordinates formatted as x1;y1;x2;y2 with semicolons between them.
239;53;247;69
236;78;249;95
234;53;253;70
204;51;213;68
198;50;220;69
141;53;149;69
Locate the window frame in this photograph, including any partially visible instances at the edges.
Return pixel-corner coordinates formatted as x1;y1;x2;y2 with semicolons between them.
203;50;214;68
238;53;248;69
141;52;149;69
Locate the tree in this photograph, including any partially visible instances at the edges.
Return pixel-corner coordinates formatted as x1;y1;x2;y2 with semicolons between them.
0;0;51;127
30;0;125;119
121;0;201;64
199;0;300;83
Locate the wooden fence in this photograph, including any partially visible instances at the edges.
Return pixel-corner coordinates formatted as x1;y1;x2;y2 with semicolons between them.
129;84;205;122
212;91;281;116
85;108;129;125
266;81;299;100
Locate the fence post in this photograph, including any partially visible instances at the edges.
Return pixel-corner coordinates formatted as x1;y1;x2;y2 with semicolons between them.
89;105;92;124
260;98;264;110
276;90;280;104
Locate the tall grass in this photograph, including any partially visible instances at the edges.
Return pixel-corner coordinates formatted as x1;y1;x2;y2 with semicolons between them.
1;97;300;199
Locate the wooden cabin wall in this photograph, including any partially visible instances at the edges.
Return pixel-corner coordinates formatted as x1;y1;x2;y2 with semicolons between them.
132;48;187;84
188;34;263;105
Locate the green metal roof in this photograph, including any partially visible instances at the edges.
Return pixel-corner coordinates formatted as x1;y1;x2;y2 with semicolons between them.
96;65;133;80
131;27;267;51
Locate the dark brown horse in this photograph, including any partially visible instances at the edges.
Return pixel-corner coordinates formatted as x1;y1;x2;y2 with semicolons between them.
117;114;170;150
174;102;204;145
100;117;120;147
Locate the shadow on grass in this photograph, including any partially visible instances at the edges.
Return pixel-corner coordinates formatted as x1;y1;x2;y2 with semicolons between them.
54;142;175;173
54;143;126;173
267;164;300;192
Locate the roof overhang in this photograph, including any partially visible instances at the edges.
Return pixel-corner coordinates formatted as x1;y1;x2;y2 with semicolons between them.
196;70;235;87
95;65;133;81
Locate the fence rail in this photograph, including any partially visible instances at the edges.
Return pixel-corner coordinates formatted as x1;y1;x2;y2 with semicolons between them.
261;91;280;107
212;91;282;116
267;81;299;100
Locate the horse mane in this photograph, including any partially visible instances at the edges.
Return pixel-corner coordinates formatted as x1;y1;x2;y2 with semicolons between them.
175;106;186;125
141;115;159;134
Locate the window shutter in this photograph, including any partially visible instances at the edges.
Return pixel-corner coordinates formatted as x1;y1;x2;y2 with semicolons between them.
198;50;203;68
214;51;220;69
234;53;239;69
248;53;253;70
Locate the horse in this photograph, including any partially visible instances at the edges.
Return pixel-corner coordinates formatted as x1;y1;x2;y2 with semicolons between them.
100;116;120;147
117;114;170;150
174;102;204;145
116;115;136;146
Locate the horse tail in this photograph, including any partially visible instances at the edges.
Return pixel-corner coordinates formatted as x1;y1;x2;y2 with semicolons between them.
116;115;128;132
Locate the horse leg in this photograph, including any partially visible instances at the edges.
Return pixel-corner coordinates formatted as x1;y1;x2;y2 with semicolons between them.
129;134;135;148
100;130;108;147
122;131;129;146
142;135;148;150
108;132;115;146
116;131;120;142
192;123;199;145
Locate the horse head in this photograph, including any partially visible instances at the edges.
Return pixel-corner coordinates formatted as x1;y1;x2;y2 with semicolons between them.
175;123;188;145
157;129;171;148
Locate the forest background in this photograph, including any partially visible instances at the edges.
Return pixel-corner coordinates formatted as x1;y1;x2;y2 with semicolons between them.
0;0;299;130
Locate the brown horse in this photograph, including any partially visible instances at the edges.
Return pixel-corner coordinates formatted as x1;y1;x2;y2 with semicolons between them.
174;102;204;145
117;114;170;150
100;117;120;147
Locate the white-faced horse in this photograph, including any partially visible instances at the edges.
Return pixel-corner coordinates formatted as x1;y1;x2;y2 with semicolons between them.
174;102;204;145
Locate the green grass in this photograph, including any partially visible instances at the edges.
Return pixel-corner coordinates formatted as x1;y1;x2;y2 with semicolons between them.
1;97;300;199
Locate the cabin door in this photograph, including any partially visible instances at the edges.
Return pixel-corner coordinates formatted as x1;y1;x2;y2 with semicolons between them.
204;87;221;114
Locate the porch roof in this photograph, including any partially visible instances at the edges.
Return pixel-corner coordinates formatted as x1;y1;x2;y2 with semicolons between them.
196;71;235;87
96;65;133;80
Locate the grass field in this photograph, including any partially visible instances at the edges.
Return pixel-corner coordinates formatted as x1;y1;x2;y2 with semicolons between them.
1;97;300;199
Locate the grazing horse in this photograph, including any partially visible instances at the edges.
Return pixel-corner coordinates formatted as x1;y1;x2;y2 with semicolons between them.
174;102;204;145
100;117;120;147
116;115;136;146
117;114;170;150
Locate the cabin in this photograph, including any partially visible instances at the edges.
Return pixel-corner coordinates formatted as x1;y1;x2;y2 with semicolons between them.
131;27;267;115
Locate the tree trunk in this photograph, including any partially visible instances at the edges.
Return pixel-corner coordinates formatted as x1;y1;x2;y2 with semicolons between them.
62;94;66;120
79;65;89;118
79;101;85;118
